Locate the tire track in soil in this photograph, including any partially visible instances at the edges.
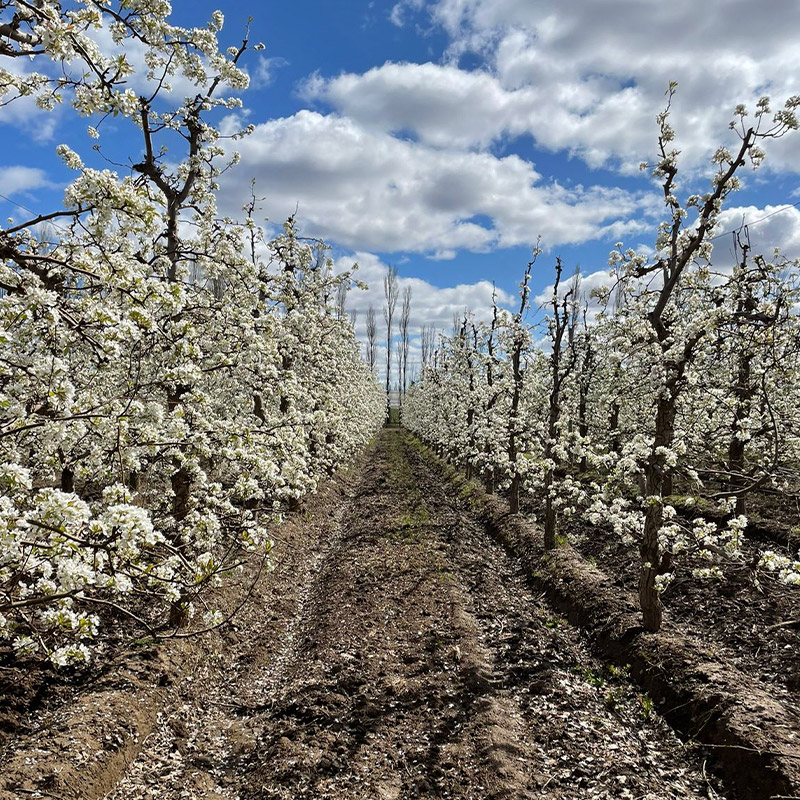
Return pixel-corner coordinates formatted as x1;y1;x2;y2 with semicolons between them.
101;465;359;800
104;430;728;800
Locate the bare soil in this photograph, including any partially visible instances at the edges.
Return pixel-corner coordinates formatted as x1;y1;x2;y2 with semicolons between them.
1;430;736;799
522;491;800;700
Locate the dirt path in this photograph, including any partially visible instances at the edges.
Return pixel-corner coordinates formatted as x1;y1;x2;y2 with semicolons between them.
103;430;726;800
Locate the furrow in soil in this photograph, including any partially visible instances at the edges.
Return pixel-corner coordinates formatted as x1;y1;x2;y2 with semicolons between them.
104;430;728;800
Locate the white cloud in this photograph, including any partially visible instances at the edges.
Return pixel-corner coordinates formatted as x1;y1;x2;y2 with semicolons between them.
252;56;289;89
0;63;60;143
220;109;648;256
714;204;800;262
341;250;514;326
531;203;800;327
390;0;425;27
533;265;617;324
302;62;533;150
0;99;58;143
307;1;800;174
0;14;247;144
0;166;56;196
84;19;250;103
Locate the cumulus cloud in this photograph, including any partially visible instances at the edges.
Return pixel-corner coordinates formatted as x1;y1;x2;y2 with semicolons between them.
531;203;800;328
307;1;800;174
341;249;514;325
714;204;800;263
220;110;648;256
532;266;620;330
302;62;533;150
0;166;56;196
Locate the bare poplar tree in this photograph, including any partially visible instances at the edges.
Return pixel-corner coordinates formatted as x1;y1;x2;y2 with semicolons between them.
383;266;399;394
349;309;357;330
399;286;412;395
395;340;403;393
452;311;462;338
366;305;378;373
335;280;348;321
420;325;436;367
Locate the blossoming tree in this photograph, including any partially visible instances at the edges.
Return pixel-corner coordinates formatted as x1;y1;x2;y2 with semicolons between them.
404;88;800;632
0;1;384;665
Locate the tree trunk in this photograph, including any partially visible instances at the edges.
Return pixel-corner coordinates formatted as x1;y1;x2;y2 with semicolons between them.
728;351;754;515
544;366;561;549
465;404;475;482
167;384;191;629
543;471;556;550
509;474;520;514
638;395;675;632
609;399;621;455
639;500;663;632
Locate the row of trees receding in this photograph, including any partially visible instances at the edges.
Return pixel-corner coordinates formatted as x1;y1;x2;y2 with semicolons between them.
363;265;414;398
403;89;800;631
0;2;384;665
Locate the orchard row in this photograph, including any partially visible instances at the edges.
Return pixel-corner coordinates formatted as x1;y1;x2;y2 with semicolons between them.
0;2;384;665
403;89;800;631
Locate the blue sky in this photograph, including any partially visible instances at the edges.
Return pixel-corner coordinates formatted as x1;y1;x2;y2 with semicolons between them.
3;0;800;368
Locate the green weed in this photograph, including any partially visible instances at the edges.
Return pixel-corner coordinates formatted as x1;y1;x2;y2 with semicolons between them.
571;664;604;687
638;693;655;719
607;663;631;680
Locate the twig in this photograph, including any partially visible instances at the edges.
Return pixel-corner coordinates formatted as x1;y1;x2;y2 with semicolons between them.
158;550;269;639
701;758;720;799
764;618;800;632
694;742;800;761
